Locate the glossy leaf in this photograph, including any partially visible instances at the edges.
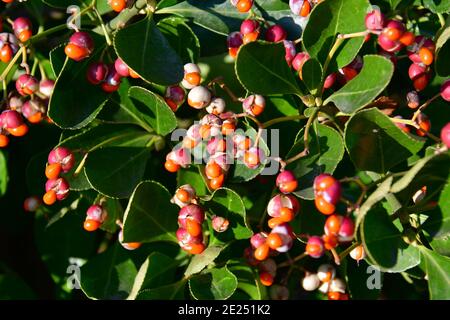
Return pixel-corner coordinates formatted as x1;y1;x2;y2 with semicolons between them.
228;262;266;300
0;274;36;299
185;246;222;277
303;0;369;70
345;108;425;173
189;266;238;300
423;0;450;13
122;181;179;243
177;166;209;196
114;18;183;85
235;41;302;96
287;123;345;200
419;246;450;299
324;55;394;114
301;58;323;94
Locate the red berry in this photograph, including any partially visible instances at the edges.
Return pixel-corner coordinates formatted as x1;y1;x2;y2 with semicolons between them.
306;236;324;258
260;272;274;286
441;123;450;148
101;67;122;93
87;62;108;85
48;147;75;173
16;74;39;96
440;79;450;102
276;170;298;194
365;8;385;31
240;19;259;35
265;25;287;42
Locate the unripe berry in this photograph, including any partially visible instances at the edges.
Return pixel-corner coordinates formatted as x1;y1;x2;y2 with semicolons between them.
86;62;108;85
350;244;366;262
276;170;298;194
45;177;70;201
305;236;324;258
206;97;226;115
187;86;211;109
211;215;230;233
118;229;141;250
39;79;55;98
265;25;287;43
290;0;312;17
441;123;450;148
365;7;385;31
330;278;346;294
440;79;450;102
242;94;265;116
323;73;337;89
65;31;94;61
23;196;41;212
48;147;75;173
302;273;320;291
181;63;201;89
16;74;39;96
317;264;336;282
101;67;122;93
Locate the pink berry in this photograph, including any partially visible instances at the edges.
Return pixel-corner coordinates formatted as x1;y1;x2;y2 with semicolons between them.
69;31;94;52
276;170;298;194
306;236;325;258
178;204;205;227
365;8;385;30
47;147;75;173
378;33;402;52
323;73;337;89
86;62;108;85
211;215;230;233
251;232;268;249
39;79;55;98
45;178;70;200
13;17;32;34
292;52;310;72
440;79;450;102
1;110;23;129
408;63;427;80
114;58;130;77
314;174;341;205
16;74;39;96
265;25;287;42
283;40;296;66
227;31;243;48
240;19;259;35
267;194;300;218
441;123;450;148
86;204;107;223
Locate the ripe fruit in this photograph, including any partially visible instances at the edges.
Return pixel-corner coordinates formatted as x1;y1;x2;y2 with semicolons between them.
419;47;434;65
317;264;336;282
205;161;222;179
267;233;283;250
350;245;366;262
13;17;32;42
188;242;205;254
110;0;127;12
279;207;294;222
407;91;420;109
243;147;262;169
209;174;225;190
267;194;300;218
302;273;320;291
227;32;243;58
101;67;122;93
251;232;268;249
378;33;402;52
0;44;13;63
290;0;312;17
187;86;211;109
86;204;107;223
440;79;450;102
407;36;436;63
83;219;101;232
416;113;431;137
441;123;450;148
0;134;9;148
39;79;55;98
16;74;39;96
65;32;94;61
118;230;141;251
242;94;265;116
181;63;201;89
306;236;324;258
276;170;298;194
268;217;284;229
7;124;28;137
271;224;293;252
172;184;196;208
382;20;405;41
365;7;385;30
165;85;185;112
186;219;202;237
48;147;75;173
87;62;108;85
260;272;274;286
324;73;337;89
265;25;287;43
323;234;338;250
283;40;296;66
43;190;57;205
45;177;70;201
211;216;230;233
324;214;355;242
236;0;253;12
254;243;270;261
399;32;415;46
45;163;62;180
315;196;335;215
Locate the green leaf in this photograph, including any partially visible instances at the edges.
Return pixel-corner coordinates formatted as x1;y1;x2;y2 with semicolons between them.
157;0;301;37
302;58;323;94
122;181;179;243
100;198;123;233
0;151;8;197
48;34;110;129
324;55;394;114
346;259;382;299
177;166;209;196
184;246;223;277
0;274;36;299
189;266;238;300
157;17;201;64
235;41;302;96
228;262;266;300
136;279;186;299
128;86;177;136
49;45;66;78
80;243;138;300
419;246;450;299
114;18;183;85
287;123;345;200
303;0;370;70
435;20;450;76
344;108;425;173
128;252;179;300
362;205;421;272
423;0;450;13
85;146;152;198
228;126;270;182
203;188;252;241
422;178;450;239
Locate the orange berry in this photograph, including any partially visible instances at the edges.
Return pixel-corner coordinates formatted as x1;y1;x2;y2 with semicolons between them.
384;27;402;41
18;29;32;42
176;189;190;203
182;136;198;149
254;243;270;261
222;122;236;135
43;190;57;205
45;163;62;180
279;207;294;222
189;242;205;254
205;162;222;179
83;219;101;232
325;214;341;234
199;124;211;139
323;234;338;250
0;45;13;63
243;31;259;44
237;0;252;12
27;112;43;124
243;150;260;168
122;241;142;250
209;174;225;190
328;291;341;300
0;134;9;148
315;196;335;215
184;72;201;86
164;159;180;173
399;31;415;46
7;124;28;137
64;43;90;61
419;47;434;66
228;47;239;59
129;69;140;78
300;0;311;17
260;272;274;286
110;0;126;12
267;233;283;250
186;219;202;237
268;217;283;229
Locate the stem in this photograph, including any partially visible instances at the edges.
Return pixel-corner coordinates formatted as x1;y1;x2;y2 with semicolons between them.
21;47;30;74
261;114;307;128
209;77;241;103
330;248;341;265
73;153;88;176
92;6;112;46
30;58;38;76
322;37;344;79
283;107;319;165
26;24;68;45
338;242;360;261
411;93;441;122
0;47;24;81
278;252;307;268
2;80;7;101
437;13;446;27
38;62;47;81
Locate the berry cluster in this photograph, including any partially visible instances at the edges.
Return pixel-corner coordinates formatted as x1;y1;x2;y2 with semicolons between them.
83;204;107;232
42;147;74;205
0;16;33;64
164;62;267;190
301;264;349;300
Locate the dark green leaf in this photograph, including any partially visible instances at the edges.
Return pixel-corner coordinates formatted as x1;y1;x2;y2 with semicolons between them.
49;45;66;78
185;246;223;277
0;274;36;299
324;55;394;114
189;266;238;300
423;0;450;13
177;166;209;196
287;123;345;200
114;18;183;85
235;41;302;96
122;181;179;243
346;259;382;299
228;262;266;300
344;108;425;173
419;246;450;299
136;279;186;299
303;0;369;70
435;20;450;76
302;58;323;94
